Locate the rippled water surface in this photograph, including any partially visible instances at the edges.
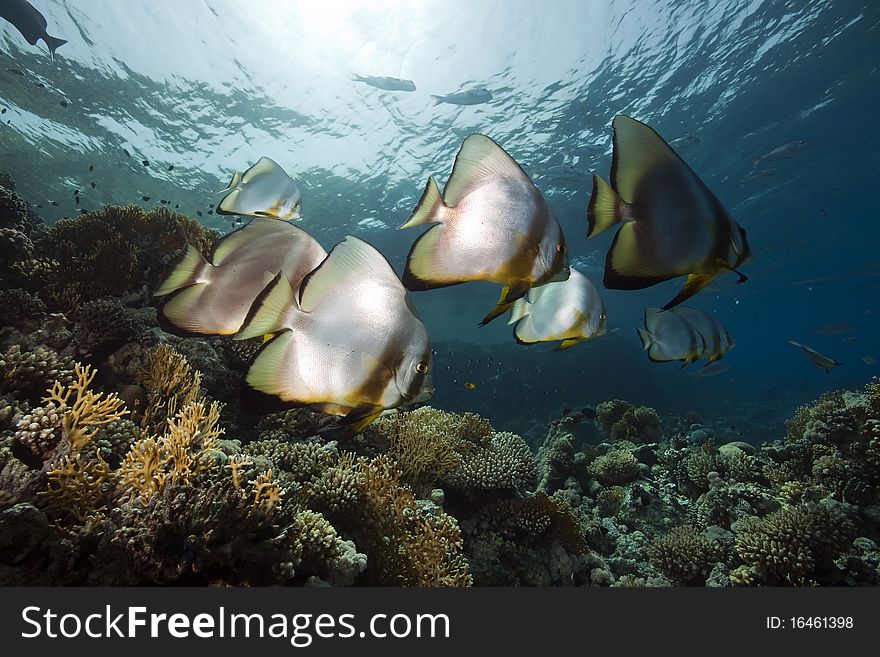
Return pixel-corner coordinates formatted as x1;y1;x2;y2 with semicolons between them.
1;0;878;437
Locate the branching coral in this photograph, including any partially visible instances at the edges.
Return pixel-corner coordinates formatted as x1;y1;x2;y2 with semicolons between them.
35;204;217;311
734;504;855;585
137;344;202;434
648;526;722;585
243;439;335;484
442;431;536;492
40;450;111;522
0;345;76;404
588;449;640;486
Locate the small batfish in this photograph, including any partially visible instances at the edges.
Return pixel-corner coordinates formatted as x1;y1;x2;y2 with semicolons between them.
401;133;569;325
352;74;416;92
788;340;842;373
431;87;493;106
637;307;706;367
668;133;700;154
692;361;730;378
670;306;734;363
217;156;302;221
587;115;751;310
862;355;877;366
154;218;326;337
509;267;606;350
752;141;808;168
0;0;66;58
237;236;433;433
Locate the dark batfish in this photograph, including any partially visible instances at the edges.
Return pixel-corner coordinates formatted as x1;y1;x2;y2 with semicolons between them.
352;74;416;92
587;115;750;310
788;340;842;374
0;0;67;58
154;217;327;337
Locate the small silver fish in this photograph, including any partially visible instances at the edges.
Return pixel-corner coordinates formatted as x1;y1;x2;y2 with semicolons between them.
861;355;877;366
237;236;433;433
668;133;700;154
788;340;842;373
587;115;751;310
508;267;606;350
752;141;808;168
217;157;302;221
401;133;569;325
813;322;856;336
431;87;493;106
154;218;326;336
637;308;706;366
0;0;66;58
352;74;416;92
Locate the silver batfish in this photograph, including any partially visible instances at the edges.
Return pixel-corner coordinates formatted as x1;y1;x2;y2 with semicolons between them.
637;307;706;366
217;156;303;221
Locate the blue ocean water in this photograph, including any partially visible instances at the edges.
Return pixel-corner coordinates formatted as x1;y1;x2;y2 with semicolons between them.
1;0;878;442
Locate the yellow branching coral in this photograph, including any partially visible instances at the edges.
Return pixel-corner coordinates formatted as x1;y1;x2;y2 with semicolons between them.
41;450;111;522
137;344;202;433
355;456;472;586
119;436;167;504
43;362;128;452
250;470;284;518
228;454;253;494
118;400;223;503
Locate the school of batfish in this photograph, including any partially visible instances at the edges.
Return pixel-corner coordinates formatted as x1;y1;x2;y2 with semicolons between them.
154;115;753;432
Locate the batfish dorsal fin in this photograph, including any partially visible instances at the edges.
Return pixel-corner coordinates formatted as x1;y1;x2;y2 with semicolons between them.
242;156;284;184
300;236;399;312
444;134;532;206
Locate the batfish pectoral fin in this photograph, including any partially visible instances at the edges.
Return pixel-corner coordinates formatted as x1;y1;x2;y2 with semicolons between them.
400;176;445;229
715;259;749;285
662;273;716;310
480;283;529;326
508;298;529;325
586;173;625;237
235;273;297;341
337;404;385;435
554;338;584;351
154;244;209;296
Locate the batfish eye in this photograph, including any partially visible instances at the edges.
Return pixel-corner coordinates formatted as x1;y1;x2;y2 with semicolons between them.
556;243;566;254
415;361;428;374
600;313;606;320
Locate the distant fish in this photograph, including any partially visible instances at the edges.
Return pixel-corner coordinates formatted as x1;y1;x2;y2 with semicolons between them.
543;163;590;180
862;355;877;366
668;133;700;154
464;382;477;390
788;340;842;373
142;159;149;167
813;322;856;336
587;115;751;310
89;164;94;172
752;141;808;168
154;217;326;337
352;74;416;92
167;165;174;171
141;195;150;201
0;0;67;58
237;236;433;433
401;133;569;326
90;182;95;188
637;307;705;367
123;149;131;158
217;156;302;221
431;87;492;106
509;267;606;350
692;361;730;378
739;167;777;183
670;306;735;363
59;100;67;108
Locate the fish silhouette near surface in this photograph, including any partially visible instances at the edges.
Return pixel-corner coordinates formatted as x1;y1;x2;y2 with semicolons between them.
401;133;570;326
752;140;808;168
352;74;416;92
0;0;67;58
587;115;751;310
431;87;493;106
